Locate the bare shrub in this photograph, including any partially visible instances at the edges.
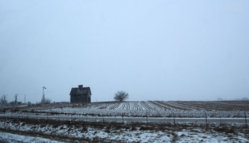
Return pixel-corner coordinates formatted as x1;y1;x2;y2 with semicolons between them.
114;91;128;102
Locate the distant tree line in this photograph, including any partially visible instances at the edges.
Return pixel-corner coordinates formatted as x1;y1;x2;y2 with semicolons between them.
0;94;24;105
0;95;7;105
217;97;249;101
0;94;34;106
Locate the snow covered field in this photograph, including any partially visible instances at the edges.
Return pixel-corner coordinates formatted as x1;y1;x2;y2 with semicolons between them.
0;101;249;142
0;118;248;143
0;101;248;124
36;101;249;118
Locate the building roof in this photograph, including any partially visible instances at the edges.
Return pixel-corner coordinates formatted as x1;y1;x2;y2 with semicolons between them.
70;86;91;95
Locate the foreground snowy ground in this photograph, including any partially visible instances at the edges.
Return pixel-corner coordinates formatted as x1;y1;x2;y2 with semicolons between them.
0;131;63;143
0;118;248;142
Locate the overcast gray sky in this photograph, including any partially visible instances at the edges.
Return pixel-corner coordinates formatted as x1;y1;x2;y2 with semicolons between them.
0;0;249;103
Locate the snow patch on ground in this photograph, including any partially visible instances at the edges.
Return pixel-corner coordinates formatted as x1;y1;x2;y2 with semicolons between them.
0;131;63;143
0;120;248;142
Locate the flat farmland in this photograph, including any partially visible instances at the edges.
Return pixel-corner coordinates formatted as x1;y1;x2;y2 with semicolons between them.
29;101;249;118
1;101;249;142
1;101;248;123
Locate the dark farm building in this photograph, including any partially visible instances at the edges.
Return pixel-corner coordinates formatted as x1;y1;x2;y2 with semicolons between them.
70;85;91;103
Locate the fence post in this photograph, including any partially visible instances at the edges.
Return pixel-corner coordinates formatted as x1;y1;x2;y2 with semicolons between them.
219;116;222;126
205;112;208;130
122;114;124;123
172;112;176;126
244;112;248;127
146;115;148;124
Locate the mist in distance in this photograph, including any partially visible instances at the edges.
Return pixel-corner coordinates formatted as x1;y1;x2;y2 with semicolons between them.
0;0;249;103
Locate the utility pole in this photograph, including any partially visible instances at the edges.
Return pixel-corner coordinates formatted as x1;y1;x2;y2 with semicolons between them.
14;94;18;105
24;95;26;104
41;86;46;103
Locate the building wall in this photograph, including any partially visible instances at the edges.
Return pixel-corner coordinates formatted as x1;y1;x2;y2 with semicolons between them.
70;94;90;103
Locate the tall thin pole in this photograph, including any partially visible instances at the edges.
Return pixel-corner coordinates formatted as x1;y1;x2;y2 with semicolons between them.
42;86;46;103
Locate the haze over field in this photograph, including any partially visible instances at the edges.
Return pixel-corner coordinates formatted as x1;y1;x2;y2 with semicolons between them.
0;0;249;102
